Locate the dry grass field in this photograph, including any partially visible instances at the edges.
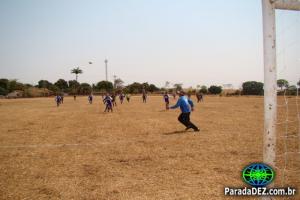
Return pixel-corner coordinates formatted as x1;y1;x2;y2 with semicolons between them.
0;96;299;200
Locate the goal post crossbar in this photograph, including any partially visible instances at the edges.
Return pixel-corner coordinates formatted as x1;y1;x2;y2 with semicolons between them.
273;0;300;10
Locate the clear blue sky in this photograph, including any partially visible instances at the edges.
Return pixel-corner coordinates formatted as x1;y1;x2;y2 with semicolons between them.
0;0;299;88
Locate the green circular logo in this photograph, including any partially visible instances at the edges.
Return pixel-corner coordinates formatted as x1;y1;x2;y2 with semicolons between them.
242;163;275;187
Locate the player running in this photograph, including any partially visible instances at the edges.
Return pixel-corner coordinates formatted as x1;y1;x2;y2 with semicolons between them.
169;91;199;132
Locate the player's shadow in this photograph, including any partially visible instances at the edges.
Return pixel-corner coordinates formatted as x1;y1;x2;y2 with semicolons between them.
163;130;188;135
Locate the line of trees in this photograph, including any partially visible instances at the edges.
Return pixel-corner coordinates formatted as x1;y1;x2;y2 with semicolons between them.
0;78;162;96
240;80;288;96
241;79;300;96
0;78;211;96
0;77;299;97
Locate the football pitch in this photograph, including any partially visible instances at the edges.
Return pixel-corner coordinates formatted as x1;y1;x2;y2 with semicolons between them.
0;96;299;200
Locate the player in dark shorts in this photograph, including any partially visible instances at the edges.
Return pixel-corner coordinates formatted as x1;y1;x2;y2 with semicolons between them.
88;94;93;104
169;91;199;132
142;88;147;103
119;93;125;104
55;95;62;107
163;92;170;110
111;93;117;107
196;92;203;102
142;93;147;103
126;94;131;102
103;94;113;112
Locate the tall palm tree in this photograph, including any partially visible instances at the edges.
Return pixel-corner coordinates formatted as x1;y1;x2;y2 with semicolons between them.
71;67;83;82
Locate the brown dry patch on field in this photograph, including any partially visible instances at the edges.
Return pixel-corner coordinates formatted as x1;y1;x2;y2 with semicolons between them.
0;96;299;200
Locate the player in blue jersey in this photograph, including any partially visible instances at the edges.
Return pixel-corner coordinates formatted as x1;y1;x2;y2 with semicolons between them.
169;91;199;132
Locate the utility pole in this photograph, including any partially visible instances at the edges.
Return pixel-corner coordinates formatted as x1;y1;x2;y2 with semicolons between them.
113;75;117;89
105;59;108;81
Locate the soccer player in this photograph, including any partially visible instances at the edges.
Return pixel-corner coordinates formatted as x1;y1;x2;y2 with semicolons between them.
163;92;170;110
88;94;93;104
196;92;203;102
142;88;147;103
199;93;203;102
61;93;64;104
111;93;117;107
126;94;131;102
169;91;199;132
103;94;113;112
119;93;125;104
172;92;176;99
55;95;62;107
142;93;147;103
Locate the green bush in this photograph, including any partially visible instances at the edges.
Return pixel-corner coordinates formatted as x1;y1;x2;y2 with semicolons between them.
199;86;208;94
79;83;92;95
0;87;8;95
208;85;222;94
149;84;159;93
0;79;9;90
242;81;264;95
96;81;113;92
125;82;142;94
287;85;297;95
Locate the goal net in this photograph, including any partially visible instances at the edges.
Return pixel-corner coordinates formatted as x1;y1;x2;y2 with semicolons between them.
274;9;300;188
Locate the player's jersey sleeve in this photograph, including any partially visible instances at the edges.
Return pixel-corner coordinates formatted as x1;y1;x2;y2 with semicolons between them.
170;98;181;109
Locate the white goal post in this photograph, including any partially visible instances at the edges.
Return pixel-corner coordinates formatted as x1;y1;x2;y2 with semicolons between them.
262;0;300;187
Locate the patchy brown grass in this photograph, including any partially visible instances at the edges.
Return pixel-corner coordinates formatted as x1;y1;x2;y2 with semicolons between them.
0;96;299;200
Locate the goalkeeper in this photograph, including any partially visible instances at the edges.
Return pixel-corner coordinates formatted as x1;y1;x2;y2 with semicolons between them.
169;91;199;132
